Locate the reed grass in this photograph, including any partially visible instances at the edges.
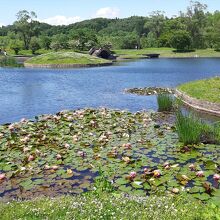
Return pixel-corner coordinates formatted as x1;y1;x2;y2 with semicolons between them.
157;94;174;112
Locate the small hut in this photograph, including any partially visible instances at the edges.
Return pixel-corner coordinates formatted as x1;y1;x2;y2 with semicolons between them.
89;47;116;60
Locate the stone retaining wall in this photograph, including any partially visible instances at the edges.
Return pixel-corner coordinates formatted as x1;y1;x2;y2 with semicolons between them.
24;62;112;68
175;89;220;116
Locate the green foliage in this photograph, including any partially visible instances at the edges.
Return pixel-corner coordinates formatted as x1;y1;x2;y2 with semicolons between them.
169;30;192;51
178;77;220;103
39;35;51;50
1;2;220;51
25;52;112;65
29;37;40;54
175;111;203;145
93;168;114;194
157;94;174;112
0;193;219;220
9;39;23;55
175;111;220;145
14;10;39;50
0;55;21;67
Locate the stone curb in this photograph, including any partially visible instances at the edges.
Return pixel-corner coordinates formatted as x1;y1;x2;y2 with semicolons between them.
24;62;113;69
175;89;220;116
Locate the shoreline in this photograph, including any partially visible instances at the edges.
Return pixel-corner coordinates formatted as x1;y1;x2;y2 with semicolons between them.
24;62;113;68
175;89;220;117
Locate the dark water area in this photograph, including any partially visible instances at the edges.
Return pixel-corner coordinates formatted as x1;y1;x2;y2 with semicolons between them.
0;58;220;124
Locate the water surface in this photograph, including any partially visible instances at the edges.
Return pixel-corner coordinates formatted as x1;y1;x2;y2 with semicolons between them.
0;58;220;124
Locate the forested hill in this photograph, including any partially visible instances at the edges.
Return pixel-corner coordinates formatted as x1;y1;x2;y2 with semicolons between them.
1;1;220;53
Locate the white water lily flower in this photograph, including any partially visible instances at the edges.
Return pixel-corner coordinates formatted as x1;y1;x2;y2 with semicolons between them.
23;147;30;153
21;136;30;143
172;188;179;194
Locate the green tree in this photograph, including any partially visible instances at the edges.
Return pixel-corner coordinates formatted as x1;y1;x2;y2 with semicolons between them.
119;32;139;49
169;30;192;50
144;11;166;39
205;11;220;49
29;37;41;54
14;10;38;50
10;39;23;55
50;41;62;51
39;35;51;50
182;1;208;48
69;29;98;50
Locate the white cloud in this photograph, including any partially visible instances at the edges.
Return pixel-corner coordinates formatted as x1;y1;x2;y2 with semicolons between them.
0;22;5;27
95;7;120;18
39;15;81;26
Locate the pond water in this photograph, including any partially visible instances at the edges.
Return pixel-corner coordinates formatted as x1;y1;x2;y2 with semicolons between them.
0;58;220;124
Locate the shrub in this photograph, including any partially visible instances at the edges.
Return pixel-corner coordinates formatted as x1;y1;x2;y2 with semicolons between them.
157;94;174;112
0;55;21;67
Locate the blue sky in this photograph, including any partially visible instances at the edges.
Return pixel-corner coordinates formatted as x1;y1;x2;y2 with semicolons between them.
0;0;219;26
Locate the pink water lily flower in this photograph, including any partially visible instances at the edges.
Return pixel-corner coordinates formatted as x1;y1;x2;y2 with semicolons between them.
20;118;27;123
213;174;220;181
78;151;86;158
64;143;70;149
129;171;137;180
122;143;132;149
0;173;6;180
28;155;35;162
196;171;204;177
8;124;15;131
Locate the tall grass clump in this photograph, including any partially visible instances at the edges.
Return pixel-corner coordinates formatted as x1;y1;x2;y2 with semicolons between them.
157;94;174;112
175;111;203;145
175;111;220;145
201;122;220;144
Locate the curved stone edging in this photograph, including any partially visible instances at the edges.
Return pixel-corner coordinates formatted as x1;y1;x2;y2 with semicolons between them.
175;89;220;116
24;62;113;69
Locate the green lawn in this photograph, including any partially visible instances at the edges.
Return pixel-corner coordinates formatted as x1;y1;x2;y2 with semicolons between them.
177;77;220;103
114;48;220;59
25;52;112;65
0;192;219;220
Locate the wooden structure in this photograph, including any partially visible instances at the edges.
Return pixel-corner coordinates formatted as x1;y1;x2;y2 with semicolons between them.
145;53;160;58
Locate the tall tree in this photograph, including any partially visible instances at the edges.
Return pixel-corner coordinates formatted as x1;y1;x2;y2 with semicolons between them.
183;1;208;48
14;10;38;49
144;11;166;38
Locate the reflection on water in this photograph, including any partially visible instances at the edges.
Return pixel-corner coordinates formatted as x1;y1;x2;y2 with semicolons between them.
0;58;220;123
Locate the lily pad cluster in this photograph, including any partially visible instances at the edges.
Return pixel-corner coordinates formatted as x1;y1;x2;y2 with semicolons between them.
124;87;174;96
0;108;219;203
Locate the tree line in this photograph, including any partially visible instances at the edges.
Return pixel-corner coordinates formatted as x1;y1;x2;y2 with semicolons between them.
1;1;220;54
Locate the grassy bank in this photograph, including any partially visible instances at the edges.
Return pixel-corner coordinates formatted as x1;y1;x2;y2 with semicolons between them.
0;192;219;220
115;48;220;59
7;48;220;60
178;77;220;104
25;52;112;66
